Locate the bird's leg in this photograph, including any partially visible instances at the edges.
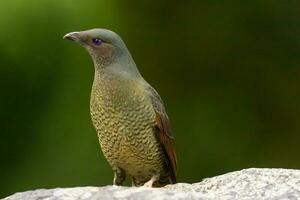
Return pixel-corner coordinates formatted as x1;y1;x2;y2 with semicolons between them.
113;168;126;186
132;178;136;187
132;177;138;187
132;177;144;187
143;173;160;187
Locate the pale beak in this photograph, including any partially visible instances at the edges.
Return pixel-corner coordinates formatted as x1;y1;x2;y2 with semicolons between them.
63;32;81;43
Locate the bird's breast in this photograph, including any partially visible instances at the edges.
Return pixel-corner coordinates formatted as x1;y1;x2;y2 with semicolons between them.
90;76;163;172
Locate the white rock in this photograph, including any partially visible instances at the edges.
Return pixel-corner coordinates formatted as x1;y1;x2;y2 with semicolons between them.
4;168;300;200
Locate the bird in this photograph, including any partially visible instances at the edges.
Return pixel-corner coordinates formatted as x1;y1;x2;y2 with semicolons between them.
63;28;177;187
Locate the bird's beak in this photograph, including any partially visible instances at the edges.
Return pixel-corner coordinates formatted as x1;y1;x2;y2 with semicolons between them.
63;32;81;43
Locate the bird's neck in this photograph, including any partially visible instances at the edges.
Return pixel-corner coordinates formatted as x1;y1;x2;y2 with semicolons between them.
91;62;145;105
94;54;142;81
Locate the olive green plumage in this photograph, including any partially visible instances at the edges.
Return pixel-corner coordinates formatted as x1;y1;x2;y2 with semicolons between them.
64;29;177;187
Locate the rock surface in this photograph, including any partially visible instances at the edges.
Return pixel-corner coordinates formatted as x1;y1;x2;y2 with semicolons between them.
4;168;300;200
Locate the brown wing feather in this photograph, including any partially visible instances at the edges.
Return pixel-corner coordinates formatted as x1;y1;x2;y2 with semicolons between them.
155;111;177;183
147;86;177;183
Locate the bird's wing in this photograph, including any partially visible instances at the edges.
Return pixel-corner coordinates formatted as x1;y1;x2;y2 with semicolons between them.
146;85;177;183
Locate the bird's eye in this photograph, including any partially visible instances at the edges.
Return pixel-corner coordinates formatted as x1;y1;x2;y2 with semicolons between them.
92;38;103;46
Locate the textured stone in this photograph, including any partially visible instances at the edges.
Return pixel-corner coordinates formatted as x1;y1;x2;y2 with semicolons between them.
4;168;300;200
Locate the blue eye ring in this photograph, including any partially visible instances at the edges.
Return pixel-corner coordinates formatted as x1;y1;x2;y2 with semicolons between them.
92;38;103;45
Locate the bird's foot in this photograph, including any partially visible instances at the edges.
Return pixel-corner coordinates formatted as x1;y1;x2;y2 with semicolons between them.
113;168;126;186
142;174;159;187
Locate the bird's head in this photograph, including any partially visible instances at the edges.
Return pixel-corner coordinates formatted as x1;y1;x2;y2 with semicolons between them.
64;28;139;76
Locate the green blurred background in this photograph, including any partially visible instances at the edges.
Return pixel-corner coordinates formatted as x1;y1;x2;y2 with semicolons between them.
1;0;300;197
